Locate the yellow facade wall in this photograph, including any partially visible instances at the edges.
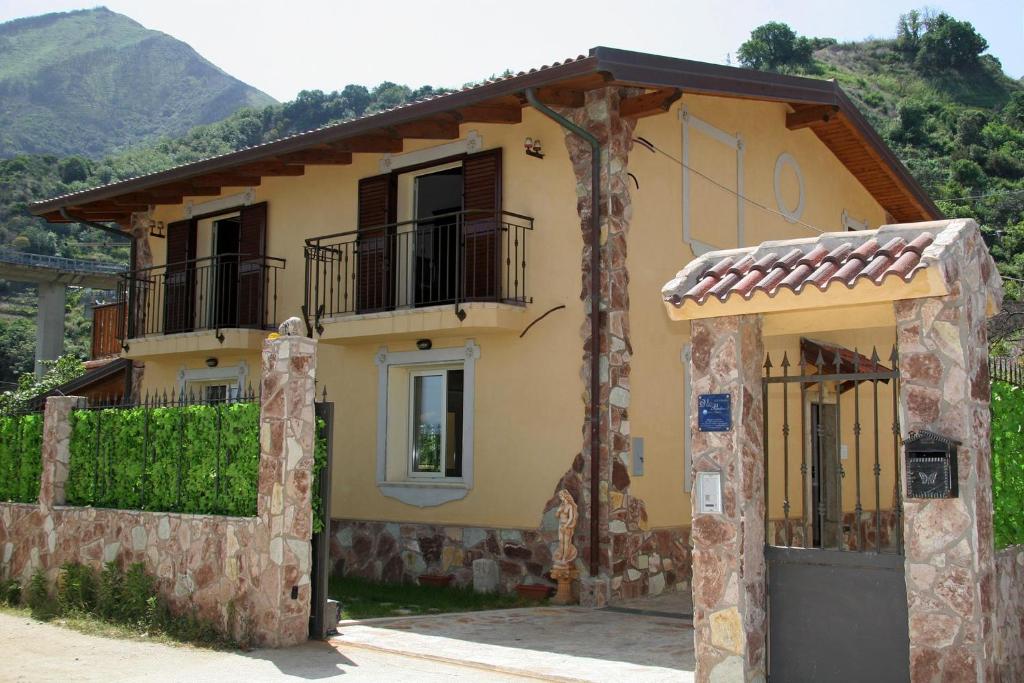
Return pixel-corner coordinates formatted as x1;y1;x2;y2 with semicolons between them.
135;91;894;532
626;94;889;529
141;109;586;529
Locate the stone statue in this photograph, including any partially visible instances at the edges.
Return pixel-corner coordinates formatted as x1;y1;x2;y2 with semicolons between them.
551;490;580;604
553;490;578;568
278;316;304;336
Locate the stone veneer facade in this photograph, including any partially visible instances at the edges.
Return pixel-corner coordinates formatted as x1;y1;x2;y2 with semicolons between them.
993;545;1024;679
326;87;694;604
0;335;317;648
687;314;767;683
894;221;1003;681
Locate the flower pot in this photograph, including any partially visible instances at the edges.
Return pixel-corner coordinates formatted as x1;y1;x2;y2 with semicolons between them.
418;573;453;588
515;583;552;602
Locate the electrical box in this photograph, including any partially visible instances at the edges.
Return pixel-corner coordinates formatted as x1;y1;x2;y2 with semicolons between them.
904;430;959;499
696;471;723;514
631;437;645;476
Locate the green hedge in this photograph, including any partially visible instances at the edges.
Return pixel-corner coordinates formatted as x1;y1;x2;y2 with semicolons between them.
992;380;1024;549
67;403;260;516
0;413;44;503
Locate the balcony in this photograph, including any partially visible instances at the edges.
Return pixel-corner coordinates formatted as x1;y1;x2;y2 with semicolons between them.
304;210;533;343
117;253;285;358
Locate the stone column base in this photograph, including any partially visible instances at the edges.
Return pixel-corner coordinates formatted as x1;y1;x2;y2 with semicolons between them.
579;575;610;608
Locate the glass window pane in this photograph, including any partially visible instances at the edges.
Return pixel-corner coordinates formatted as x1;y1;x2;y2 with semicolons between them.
412;374;444;473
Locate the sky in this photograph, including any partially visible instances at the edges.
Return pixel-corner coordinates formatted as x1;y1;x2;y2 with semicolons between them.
0;0;1020;102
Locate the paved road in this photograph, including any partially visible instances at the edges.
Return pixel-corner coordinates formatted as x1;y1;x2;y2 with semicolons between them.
0;613;520;682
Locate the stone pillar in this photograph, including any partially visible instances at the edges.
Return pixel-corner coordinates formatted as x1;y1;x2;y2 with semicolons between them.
688;315;766;683
35;282;66;377
895;225;1000;681
39;395;85;509
257;334;317;647
127;211;154;399
558;86;640;606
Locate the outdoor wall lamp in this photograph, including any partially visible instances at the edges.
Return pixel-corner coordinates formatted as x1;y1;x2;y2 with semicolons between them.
148;219;166;239
416;339;432;351
205;357;218;368
524;137;544;159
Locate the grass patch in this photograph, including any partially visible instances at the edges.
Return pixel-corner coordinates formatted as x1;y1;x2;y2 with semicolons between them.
329;575;530;620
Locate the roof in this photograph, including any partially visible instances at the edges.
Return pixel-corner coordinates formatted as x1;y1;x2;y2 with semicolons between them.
31;47;941;225
28;357;132;409
661;219;999;321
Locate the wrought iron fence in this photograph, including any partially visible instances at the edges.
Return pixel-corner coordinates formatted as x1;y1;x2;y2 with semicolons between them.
304;209;533;328
763;344;903;554
990;356;1024;387
118;253;285;340
66;388;261;516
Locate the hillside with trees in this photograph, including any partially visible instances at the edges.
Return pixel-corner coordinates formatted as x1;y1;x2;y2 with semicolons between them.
2;7;1022;387
0;7;276;158
737;12;1024;342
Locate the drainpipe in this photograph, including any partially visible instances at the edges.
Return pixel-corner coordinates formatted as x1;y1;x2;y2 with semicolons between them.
524;88;603;578
58;208;133;241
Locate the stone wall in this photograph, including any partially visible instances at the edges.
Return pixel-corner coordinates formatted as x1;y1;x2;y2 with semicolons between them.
329;518;690;597
994;545;1024;680
688;314;767;683
895;221;1003;681
0;335;317;648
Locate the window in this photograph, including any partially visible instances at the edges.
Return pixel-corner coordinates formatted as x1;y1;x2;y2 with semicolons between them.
177;362;248;402
409;368;464;478
375;341;479;507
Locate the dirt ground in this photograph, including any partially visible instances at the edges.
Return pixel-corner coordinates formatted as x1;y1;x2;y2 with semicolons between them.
0;612;520;682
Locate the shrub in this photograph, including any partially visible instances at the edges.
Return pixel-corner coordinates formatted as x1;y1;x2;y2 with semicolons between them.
95;561;124;621
0;578;20;606
67;402;260;516
992;380;1024;548
26;569;56;620
57;562;97;613
0;412;44;503
121;563;156;624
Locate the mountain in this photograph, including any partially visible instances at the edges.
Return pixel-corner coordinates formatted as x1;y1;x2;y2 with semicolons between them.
0;7;276;158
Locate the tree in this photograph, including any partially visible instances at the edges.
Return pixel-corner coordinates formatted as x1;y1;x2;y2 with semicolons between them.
915;13;988;70
0;355;85;416
895;10;925;54
737;22;820;73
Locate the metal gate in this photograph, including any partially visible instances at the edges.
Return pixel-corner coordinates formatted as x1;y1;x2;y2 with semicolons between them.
762;339;909;682
309;398;334;639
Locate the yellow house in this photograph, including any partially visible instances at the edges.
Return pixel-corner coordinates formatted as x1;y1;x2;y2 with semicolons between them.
31;47;939;605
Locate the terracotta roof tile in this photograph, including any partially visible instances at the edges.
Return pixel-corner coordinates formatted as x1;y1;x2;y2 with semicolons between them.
665;228;937;308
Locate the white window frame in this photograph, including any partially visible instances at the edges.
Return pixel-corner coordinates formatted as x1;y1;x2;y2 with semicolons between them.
406;367;460;480
177;362;249;400
375;340;480;507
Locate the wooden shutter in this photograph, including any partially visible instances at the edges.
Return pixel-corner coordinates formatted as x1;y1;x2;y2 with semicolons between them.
237;202;268;327
356;174;395;312
163;219;197;334
462;148;502;300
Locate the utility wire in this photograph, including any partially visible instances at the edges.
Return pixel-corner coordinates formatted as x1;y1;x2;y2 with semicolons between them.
633;136;832;235
938;187;1024;203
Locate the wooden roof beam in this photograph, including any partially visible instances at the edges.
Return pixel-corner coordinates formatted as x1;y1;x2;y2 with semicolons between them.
787;105;841;130
454;104;523;124
531;86;585;107
191;174;262;187
235;162;305;176
274;149;353;165
331;135;404;153
619;88;682;119
392;119;460;140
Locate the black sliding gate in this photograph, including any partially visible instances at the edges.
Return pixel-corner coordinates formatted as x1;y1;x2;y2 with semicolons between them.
309;399;334;640
762;341;909;682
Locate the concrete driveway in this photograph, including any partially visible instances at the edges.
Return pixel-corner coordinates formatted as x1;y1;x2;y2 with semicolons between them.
331;605;696;682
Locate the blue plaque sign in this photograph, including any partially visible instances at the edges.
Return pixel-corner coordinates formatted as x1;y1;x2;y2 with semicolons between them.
698;393;732;432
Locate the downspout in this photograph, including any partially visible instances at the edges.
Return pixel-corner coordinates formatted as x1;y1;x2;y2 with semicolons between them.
524;88;603;578
58;208;133;240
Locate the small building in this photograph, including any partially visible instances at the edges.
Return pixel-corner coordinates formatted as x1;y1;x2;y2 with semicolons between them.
32;46;940;606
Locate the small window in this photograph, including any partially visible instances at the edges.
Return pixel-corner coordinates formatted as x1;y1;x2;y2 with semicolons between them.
409;368;463;478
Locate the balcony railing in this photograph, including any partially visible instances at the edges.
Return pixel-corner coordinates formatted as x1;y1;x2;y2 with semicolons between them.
118;253;285;339
304;209;533;326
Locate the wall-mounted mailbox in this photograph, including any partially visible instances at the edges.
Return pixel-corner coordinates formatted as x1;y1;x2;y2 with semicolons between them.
904;430;959;499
